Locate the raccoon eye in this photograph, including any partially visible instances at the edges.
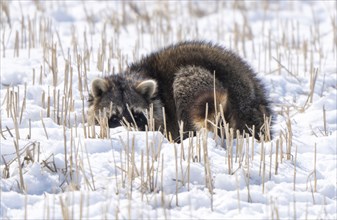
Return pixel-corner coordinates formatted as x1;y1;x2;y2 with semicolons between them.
108;115;121;128
133;112;147;130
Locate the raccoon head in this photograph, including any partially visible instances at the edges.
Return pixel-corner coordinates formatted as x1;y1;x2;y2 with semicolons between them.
88;75;163;131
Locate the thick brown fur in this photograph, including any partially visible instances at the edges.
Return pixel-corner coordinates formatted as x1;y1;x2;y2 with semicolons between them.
88;41;273;141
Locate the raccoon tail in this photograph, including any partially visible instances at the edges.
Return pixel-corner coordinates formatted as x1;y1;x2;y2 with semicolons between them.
190;89;238;131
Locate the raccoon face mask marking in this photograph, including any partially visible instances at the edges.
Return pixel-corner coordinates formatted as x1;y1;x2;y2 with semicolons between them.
108;115;121;128
107;109;148;130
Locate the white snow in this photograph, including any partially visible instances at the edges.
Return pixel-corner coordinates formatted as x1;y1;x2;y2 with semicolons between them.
1;1;336;219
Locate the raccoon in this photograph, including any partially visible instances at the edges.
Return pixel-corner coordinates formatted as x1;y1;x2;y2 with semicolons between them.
88;41;273;141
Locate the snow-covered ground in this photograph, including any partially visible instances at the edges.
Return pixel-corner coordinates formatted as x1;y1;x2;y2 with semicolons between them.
1;1;336;219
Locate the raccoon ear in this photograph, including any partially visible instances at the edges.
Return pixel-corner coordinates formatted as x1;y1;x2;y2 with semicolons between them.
136;80;158;99
91;78;109;98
